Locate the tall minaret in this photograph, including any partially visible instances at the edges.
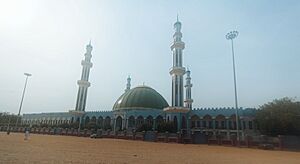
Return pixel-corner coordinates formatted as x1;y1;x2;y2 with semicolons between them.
125;75;131;92
75;41;93;111
184;69;193;109
170;16;186;107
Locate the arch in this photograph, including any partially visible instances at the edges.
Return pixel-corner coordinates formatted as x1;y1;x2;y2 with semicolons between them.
85;116;90;126
230;114;237;130
136;116;144;128
91;116;97;123
146;115;153;128
128;116;135;128
76;117;80;123
115;116;123;131
156;115;164;125
97;116;103;128
104;116;111;130
203;114;212;129
216;114;226;129
191;115;200;128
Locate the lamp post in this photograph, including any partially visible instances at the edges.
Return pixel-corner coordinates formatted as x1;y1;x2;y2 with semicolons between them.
15;73;32;128
226;31;240;145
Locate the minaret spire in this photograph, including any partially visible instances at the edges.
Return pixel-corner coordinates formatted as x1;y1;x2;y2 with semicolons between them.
170;15;185;107
184;68;193;109
125;75;131;92
75;42;93;111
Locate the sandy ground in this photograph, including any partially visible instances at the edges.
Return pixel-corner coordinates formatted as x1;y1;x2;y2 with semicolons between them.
0;132;299;164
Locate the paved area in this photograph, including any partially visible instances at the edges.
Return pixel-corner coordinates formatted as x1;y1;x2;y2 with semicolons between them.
0;132;299;164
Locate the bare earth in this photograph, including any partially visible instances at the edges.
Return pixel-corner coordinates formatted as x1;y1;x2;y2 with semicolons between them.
0;132;299;164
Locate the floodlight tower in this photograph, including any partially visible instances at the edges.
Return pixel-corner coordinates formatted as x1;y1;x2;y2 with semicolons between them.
226;30;240;145
15;73;32;127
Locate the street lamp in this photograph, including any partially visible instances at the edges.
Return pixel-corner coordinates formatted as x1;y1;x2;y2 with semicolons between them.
15;73;32;127
226;31;240;145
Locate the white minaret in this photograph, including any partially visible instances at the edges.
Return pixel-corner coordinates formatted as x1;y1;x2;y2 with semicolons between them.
125;75;131;92
75;41;93;111
184;69;193;109
170;16;186;107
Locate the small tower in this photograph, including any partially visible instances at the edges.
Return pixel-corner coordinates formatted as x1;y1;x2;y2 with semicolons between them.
125;75;131;92
170;15;186;107
184;69;193;109
75;41;93;112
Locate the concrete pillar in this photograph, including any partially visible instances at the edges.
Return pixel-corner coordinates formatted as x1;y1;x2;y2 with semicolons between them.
122;118;125;130
113;119;116;132
226;131;230;140
125;118;128;130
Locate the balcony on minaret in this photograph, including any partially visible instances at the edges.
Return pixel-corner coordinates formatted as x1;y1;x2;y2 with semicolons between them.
77;80;91;87
184;98;193;103
163;106;189;113
170;41;185;50
184;83;193;88
169;66;186;75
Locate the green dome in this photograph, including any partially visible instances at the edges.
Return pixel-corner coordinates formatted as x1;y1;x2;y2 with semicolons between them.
113;86;169;111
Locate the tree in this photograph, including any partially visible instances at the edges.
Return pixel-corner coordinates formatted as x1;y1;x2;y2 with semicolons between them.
84;122;97;130
136;123;153;132
255;97;300;136
0;112;19;127
156;122;177;133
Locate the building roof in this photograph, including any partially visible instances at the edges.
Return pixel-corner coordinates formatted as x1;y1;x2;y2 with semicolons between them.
113;85;169;111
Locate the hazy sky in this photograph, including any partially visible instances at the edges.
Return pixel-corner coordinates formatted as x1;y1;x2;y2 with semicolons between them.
0;0;299;114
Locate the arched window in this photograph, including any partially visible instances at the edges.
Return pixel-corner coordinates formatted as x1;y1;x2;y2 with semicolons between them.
216;115;226;129
203;115;212;129
104;116;111;129
191;115;200;128
85;116;90;125
156;115;164;126
128;116;135;128
91;116;97;123
97;116;103;128
146;116;153;128
136;116;144;127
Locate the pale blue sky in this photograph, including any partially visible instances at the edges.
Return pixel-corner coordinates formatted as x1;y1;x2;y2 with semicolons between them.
0;0;299;114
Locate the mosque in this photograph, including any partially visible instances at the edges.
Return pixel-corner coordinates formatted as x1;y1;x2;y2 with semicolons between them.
22;18;257;140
